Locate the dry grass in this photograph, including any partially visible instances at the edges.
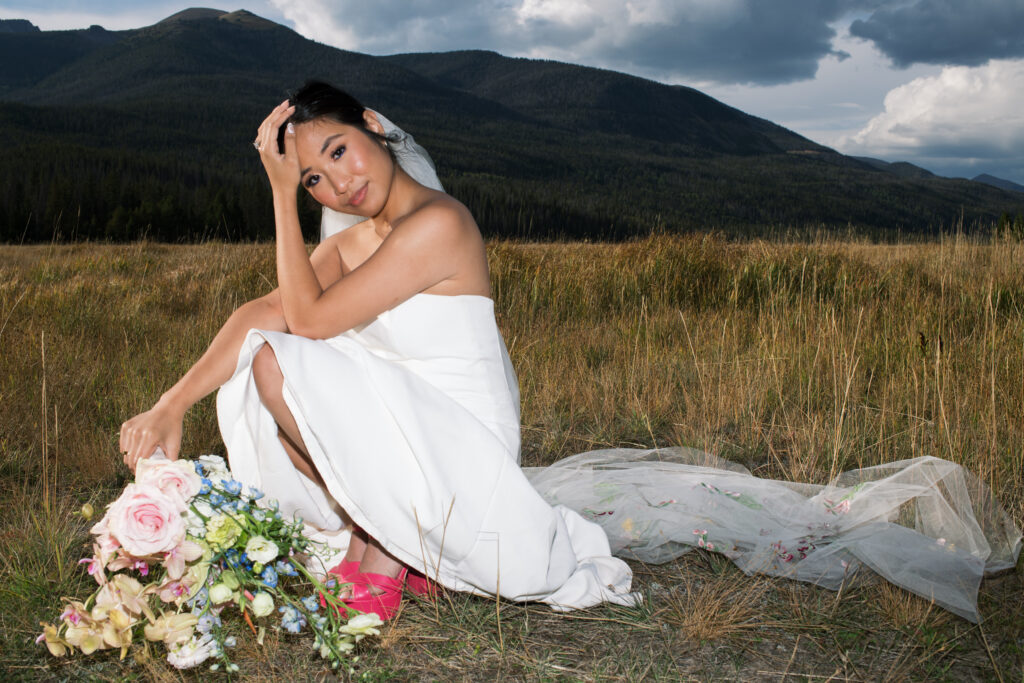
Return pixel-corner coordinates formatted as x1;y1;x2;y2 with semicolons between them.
1;234;1022;681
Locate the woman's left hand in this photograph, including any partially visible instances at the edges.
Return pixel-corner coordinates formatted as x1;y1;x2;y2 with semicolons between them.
254;100;299;194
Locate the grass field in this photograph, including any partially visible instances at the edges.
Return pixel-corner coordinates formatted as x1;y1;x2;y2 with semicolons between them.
1;235;1022;681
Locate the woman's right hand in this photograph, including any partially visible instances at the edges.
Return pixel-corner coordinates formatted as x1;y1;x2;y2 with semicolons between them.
119;398;185;472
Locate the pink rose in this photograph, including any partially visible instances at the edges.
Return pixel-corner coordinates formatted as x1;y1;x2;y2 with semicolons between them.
135;459;201;510
104;483;186;557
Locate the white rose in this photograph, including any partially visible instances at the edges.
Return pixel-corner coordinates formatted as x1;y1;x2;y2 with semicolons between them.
250;592;274;618
244;536;279;564
208;583;233;605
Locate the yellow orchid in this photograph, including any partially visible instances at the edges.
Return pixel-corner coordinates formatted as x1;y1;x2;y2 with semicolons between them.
143;612;198;646
37;623;67;657
100;606;136;660
94;582;144;625
64;620;106;655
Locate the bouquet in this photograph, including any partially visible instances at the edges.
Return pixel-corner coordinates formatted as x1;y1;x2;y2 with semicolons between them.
38;453;382;673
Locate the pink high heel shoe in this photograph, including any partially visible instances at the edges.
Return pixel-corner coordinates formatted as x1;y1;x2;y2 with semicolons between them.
328;558;361;581
406;569;441;598
344;568;408;621
318;558;361;610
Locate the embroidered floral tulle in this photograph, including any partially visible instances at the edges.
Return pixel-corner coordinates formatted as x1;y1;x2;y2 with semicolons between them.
524;448;1021;622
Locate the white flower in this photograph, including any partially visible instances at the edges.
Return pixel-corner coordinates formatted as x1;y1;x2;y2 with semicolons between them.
166;633;214;669
251;592;274;618
184;499;214;537
340;612;383;641
244;535;279;564
208;583;234;605
198;455;231;482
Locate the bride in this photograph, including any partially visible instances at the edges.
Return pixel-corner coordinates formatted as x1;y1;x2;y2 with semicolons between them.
121;82;1020;624
119;81;637;620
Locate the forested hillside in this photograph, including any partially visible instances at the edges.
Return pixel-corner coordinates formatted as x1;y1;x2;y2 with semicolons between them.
1;8;1021;242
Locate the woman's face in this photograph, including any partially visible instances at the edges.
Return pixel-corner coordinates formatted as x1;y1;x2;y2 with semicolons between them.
293;114;393;217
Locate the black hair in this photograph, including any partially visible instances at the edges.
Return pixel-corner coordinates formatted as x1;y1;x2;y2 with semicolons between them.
276;80;392;153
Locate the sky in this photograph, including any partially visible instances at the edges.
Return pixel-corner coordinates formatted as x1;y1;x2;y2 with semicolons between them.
4;0;1023;185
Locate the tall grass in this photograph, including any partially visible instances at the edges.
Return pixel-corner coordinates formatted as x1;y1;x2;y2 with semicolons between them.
1;235;1021;680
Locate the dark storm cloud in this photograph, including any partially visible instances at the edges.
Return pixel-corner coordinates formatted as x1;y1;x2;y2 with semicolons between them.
849;0;1024;67
595;1;862;85
281;0;885;86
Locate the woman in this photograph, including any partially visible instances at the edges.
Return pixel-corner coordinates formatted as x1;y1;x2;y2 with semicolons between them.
119;82;637;620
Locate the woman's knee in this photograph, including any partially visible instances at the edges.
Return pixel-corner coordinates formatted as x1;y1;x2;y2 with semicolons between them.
252;344;283;398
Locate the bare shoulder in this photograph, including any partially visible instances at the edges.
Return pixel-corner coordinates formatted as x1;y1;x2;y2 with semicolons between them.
394;193;481;247
386;191;490;296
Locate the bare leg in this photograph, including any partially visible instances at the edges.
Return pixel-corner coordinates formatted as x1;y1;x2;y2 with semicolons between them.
360;538;403;579
346;526;369;564
251;344;323;487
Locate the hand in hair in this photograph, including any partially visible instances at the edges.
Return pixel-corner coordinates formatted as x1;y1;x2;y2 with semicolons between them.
255;99;301;194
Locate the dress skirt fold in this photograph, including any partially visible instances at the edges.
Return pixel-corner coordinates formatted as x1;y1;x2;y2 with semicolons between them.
217;294;638;609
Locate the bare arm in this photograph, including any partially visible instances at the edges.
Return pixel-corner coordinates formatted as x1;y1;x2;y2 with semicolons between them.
274;192;474;338
120;239;344;470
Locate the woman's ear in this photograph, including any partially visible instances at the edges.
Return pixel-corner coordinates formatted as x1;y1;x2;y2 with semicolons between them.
363;110;386;137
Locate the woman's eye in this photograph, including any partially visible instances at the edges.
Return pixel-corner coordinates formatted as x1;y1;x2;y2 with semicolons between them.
331;145;345;160
304;174;320;188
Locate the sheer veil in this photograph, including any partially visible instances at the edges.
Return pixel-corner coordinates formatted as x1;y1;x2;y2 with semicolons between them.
525;448;1020;623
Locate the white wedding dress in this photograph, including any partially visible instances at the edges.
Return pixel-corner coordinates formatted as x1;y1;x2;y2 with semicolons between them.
217;292;1021;622
218;293;637;610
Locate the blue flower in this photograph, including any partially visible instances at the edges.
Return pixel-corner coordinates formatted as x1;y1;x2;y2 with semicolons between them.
276;560;299;577
247;486;265;500
187;586;210;609
279;605;306;633
234;499;249;513
301;595;320;612
209;493;226;508
261;565;279;589
222;479;243;496
199;477;212;495
196;613;222;634
252;509;266;522
194;461;205;475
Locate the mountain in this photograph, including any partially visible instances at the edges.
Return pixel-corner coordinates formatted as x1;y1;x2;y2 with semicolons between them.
383;50;828;155
0;19;39;33
852;157;935;180
973;174;1024;194
0;8;1021;242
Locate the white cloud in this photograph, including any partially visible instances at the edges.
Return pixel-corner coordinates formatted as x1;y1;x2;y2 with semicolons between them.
268;0;359;47
0;2;290;31
840;59;1024;160
0;5;166;30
